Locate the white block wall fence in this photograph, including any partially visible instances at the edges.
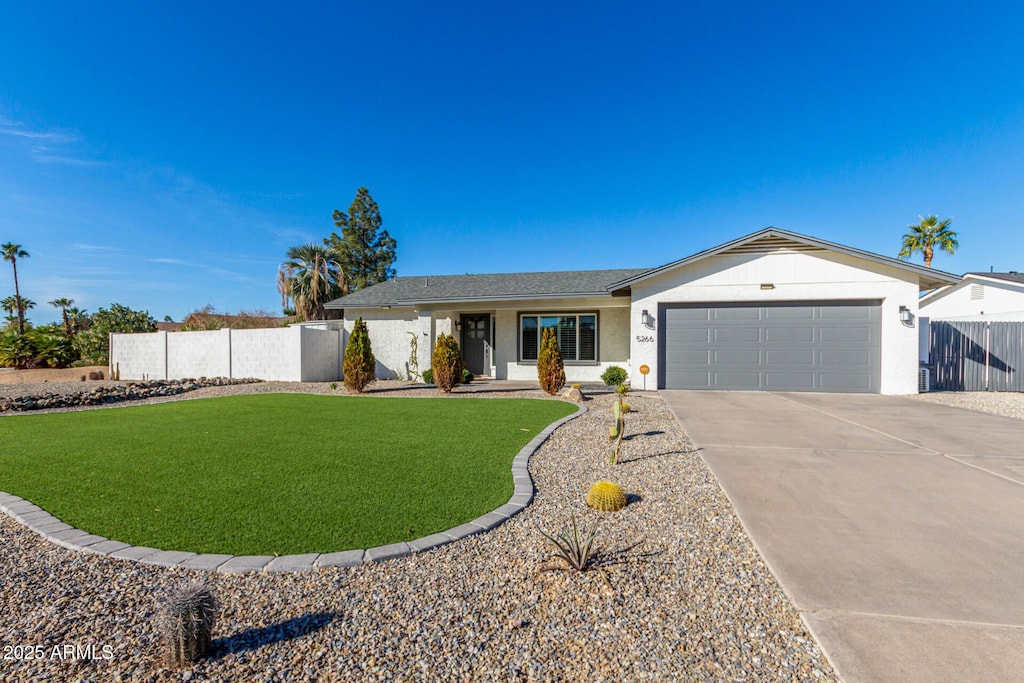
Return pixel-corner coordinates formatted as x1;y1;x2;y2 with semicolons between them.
109;324;346;382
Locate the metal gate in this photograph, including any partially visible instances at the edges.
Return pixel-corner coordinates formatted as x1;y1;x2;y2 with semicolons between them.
930;321;1024;391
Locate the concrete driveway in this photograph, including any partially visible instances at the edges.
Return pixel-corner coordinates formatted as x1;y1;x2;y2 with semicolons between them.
662;391;1024;683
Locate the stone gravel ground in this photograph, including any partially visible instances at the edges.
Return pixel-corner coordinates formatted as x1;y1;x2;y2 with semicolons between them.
0;382;836;682
909;390;1024;421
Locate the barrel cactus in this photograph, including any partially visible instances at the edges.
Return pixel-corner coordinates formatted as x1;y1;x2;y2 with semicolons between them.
587;481;628;512
159;581;219;667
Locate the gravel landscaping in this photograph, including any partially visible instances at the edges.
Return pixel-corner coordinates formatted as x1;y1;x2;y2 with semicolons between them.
910;390;1024;421
1;382;836;681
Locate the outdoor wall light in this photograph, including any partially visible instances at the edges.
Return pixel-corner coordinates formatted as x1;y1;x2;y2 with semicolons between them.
641;309;656;329
899;305;915;327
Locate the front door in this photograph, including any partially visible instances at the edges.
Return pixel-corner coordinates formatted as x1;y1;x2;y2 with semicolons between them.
460;314;491;376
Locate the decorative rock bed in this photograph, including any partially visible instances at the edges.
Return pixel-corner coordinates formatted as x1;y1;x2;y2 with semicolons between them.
0;385;837;681
0;377;261;413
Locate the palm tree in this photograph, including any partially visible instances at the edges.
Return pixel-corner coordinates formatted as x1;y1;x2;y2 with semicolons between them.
66;306;89;334
49;297;74;336
1;243;29;334
282;243;343;320
898;216;958;268
1;295;17;330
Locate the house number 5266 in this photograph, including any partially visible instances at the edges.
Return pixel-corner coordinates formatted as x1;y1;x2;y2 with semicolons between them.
635;335;654;343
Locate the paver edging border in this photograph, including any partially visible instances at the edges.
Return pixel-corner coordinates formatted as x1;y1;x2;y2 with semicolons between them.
0;400;586;573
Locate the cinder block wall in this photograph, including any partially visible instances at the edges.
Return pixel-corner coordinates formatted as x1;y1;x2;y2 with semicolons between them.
167;330;230;378
109;331;167;379
231;328;304;380
110;326;343;381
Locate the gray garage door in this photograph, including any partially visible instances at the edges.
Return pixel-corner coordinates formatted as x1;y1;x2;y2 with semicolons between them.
660;301;881;392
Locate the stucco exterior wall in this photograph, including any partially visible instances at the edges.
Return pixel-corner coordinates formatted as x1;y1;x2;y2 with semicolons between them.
920;280;1024;319
629;250;923;394
345;309;422;380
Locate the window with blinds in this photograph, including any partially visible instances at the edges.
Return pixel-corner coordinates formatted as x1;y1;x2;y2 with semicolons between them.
520;313;597;362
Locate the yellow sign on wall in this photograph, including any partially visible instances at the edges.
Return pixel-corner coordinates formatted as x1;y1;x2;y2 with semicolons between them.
639;364;650;375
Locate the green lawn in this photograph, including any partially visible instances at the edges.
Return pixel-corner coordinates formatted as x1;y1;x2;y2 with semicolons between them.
0;394;575;555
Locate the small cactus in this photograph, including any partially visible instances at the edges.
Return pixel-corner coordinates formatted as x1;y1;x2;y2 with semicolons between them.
610;397;626;464
611;401;631;414
587;481;628;512
159;581;219;668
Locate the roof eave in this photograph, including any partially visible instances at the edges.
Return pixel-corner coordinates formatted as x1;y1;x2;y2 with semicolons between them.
607;227;961;290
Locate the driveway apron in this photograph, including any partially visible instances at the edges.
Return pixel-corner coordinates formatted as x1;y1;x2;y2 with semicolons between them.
662;390;1024;683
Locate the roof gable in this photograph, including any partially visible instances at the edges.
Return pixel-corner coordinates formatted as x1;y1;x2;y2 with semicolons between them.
919;272;1024;306
607;227;960;292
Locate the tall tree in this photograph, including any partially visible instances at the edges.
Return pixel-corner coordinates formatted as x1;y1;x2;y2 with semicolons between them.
283;243;342;320
49;297;74;336
898;215;958;268
1;243;29;334
326;187;397;293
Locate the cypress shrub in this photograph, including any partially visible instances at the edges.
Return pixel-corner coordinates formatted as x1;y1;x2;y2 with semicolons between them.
432;333;463;393
537;327;565;395
343;317;376;393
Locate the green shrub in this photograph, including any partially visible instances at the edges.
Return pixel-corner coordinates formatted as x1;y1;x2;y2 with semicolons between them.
73;303;156;365
343;318;376;393
431;333;463;393
601;365;627;387
537;328;565;395
462;368;474;384
422;368;434;384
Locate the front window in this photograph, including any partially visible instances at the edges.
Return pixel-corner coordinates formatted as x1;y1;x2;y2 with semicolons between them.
520;313;597;362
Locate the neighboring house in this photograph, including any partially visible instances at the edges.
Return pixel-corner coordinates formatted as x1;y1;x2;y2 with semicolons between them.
326;228;959;394
919;272;1024;321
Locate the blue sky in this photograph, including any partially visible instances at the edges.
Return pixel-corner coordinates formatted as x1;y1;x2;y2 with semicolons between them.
2;2;1022;324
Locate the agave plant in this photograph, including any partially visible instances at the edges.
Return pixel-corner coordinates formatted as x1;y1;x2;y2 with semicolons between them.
539;515;598;571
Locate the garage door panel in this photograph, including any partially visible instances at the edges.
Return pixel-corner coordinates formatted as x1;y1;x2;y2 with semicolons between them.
714;327;761;343
819;306;874;320
666;328;711;343
667;308;712;322
713;348;762;364
765;372;815;389
660;301;880;393
764;307;815;321
820;349;872;366
765;349;815;365
819;373;873;391
713;371;763;388
766;326;815;343
712;307;761;321
820;327;872;343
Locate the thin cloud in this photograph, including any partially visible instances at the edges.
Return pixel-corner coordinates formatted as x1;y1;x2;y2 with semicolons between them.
0;117;101;167
73;243;125;252
146;257;188;265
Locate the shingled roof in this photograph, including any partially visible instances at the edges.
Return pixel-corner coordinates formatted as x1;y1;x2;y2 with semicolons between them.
966;271;1024;284
325;268;647;309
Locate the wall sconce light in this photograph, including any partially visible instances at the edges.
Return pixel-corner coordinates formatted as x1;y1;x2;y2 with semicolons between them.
454;320;462;332
641;309;656;329
899;305;915;327
760;283;775;290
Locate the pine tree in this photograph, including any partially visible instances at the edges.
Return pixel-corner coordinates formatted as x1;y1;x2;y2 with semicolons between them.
343;317;376;393
537;328;565;395
326;188;397;292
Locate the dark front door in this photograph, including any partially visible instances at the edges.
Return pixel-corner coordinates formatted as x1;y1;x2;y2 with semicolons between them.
460;314;491;376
